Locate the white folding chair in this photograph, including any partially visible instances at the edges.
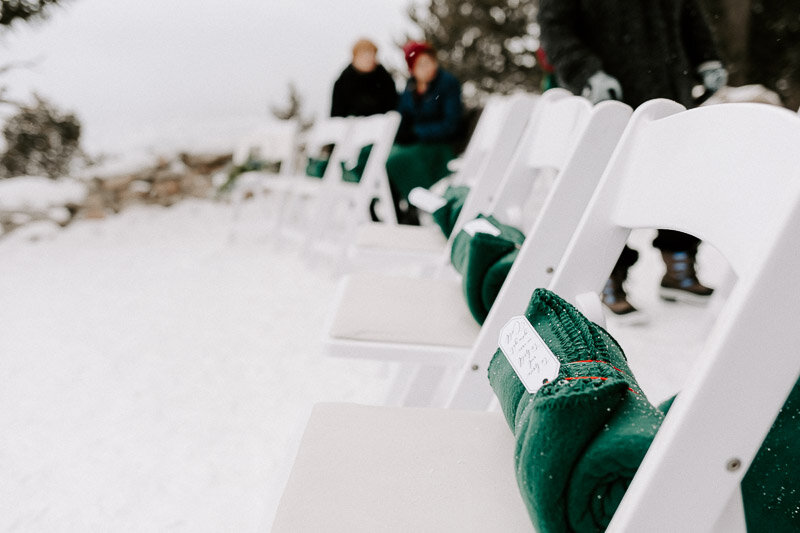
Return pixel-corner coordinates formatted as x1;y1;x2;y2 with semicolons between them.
262;116;354;241
273;100;800;531
228;120;300;228
300;111;401;263
540;99;800;531
324;95;629;406
344;92;544;274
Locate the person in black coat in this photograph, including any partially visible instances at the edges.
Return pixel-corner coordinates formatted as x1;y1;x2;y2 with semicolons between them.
328;39;397;221
539;0;728;322
331;39;397;118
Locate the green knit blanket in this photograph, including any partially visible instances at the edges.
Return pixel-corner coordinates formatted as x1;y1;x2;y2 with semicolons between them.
450;214;524;324
489;288;662;532
489;288;799;532
386;142;455;200
340;144;373;183
305;156;329;178
431;185;470;238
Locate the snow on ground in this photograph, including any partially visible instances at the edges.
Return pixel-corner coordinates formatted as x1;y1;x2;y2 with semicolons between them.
0;176;87;211
0;196;729;531
0;199;394;531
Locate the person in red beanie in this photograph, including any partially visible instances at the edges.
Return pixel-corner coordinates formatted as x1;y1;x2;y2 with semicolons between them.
387;41;463;224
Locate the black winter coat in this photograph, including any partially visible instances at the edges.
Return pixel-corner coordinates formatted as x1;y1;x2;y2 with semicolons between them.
330;64;398;117
538;0;721;108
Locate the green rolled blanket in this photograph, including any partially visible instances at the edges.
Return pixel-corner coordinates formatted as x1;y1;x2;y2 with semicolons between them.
305;156;329;178
490;288;800;532
340;144;373;183
385;142;456;200
450;214;525;324
488;288;665;532
431;185;470;237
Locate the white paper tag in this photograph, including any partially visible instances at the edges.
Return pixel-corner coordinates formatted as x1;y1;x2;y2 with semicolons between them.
499;316;561;394
462;218;502;237
408;187;448;212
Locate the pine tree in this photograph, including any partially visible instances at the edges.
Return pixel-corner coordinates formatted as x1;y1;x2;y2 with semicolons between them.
0;0;66;28
0;94;81;178
0;1;82;179
407;0;543;107
408;0;799;109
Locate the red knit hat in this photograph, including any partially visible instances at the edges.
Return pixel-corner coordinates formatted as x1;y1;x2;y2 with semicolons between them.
403;41;435;71
536;48;555;74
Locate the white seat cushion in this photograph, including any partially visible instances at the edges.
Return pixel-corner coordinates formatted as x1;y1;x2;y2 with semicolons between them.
354;223;446;253
272;403;532;532
328;273;480;347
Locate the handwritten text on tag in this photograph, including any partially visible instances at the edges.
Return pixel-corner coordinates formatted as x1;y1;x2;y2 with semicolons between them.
498;316;561;394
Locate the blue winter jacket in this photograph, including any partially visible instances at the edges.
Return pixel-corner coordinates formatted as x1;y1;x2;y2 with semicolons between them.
396;68;463;144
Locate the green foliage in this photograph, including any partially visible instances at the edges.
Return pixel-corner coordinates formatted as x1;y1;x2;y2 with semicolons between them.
0;94;81;178
217;158;281;196
407;0;544;107
0;0;65;28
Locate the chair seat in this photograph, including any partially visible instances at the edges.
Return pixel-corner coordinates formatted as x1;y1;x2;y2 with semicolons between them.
271;403;532;532
354;223;447;253
328;273;480;347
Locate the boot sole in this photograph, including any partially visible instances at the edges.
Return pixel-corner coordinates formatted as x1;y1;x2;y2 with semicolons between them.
604;308;650;327
659;287;713;306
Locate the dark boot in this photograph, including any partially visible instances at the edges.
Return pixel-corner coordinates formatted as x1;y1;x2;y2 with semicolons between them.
396;200;420;226
601;248;647;324
659;250;714;304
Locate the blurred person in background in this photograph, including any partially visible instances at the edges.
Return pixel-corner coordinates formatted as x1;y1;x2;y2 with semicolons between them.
331;38;397;118
387;40;463;225
539;0;728;323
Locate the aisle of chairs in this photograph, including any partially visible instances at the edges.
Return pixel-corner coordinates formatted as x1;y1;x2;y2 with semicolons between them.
228;90;800;532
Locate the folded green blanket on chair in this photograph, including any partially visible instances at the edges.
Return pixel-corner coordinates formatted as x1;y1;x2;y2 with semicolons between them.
490;288;800;532
488;288;666;532
340;144;373;183
431;185;470;237
450;214;525;324
305;156;329;178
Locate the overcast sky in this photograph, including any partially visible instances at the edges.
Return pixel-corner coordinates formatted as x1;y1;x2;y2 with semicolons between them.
0;0;417;156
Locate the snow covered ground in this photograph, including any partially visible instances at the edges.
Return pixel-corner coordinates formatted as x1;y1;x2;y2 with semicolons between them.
0;199;395;530
0;195;728;531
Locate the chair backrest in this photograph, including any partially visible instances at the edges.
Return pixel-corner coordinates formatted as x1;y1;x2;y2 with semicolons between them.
298;117;352;178
449;89;570;236
303;116;351;151
232;120;301;175
447;99;632;409
540;100;800;531
487;94;593;229
450;94;514;186
343;111;402;217
302;112;402;253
